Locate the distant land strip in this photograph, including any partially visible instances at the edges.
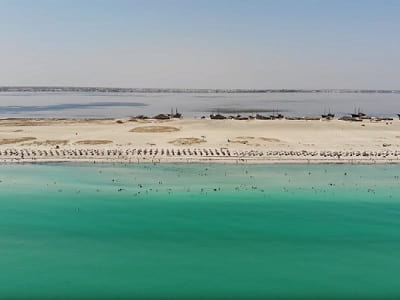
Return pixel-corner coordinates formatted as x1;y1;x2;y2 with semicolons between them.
1;87;400;94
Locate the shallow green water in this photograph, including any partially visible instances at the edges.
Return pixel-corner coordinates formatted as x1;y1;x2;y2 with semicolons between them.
1;163;400;299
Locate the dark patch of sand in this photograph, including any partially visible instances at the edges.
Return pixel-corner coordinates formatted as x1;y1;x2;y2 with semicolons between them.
168;137;206;146
75;140;113;145
0;137;36;145
130;126;180;133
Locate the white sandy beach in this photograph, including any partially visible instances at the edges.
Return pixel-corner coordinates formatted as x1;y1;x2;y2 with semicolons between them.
0;117;399;163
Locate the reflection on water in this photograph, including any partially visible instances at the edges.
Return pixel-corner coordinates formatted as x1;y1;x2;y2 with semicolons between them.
0;91;398;118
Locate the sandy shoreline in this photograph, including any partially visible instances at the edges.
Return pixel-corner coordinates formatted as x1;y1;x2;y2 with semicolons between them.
0;117;399;164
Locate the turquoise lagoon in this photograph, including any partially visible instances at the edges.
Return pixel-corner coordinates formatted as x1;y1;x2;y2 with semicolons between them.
0;163;400;299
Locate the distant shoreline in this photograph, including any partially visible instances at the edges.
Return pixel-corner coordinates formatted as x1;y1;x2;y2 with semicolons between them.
1;86;400;94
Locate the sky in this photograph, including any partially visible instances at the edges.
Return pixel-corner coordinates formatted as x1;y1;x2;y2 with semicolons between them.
0;0;399;89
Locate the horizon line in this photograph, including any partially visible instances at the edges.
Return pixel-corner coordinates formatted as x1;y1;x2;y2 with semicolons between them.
1;86;400;93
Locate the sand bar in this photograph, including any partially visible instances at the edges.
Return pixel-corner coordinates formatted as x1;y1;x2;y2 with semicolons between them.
0;117;399;163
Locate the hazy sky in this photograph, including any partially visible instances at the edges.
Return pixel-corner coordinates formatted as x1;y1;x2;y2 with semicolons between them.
1;0;399;89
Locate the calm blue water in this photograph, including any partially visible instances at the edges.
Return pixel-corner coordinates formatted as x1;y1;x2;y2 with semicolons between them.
1;163;400;299
0;91;399;118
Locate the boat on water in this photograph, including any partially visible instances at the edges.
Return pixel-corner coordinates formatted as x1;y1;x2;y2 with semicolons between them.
351;108;370;119
171;108;182;118
153;113;170;120
339;116;363;122
285;117;304;120
322;113;335;119
351;112;367;118
210;113;226;120
270;113;284;120
255;114;272;120
233;115;249;120
322;109;335;119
